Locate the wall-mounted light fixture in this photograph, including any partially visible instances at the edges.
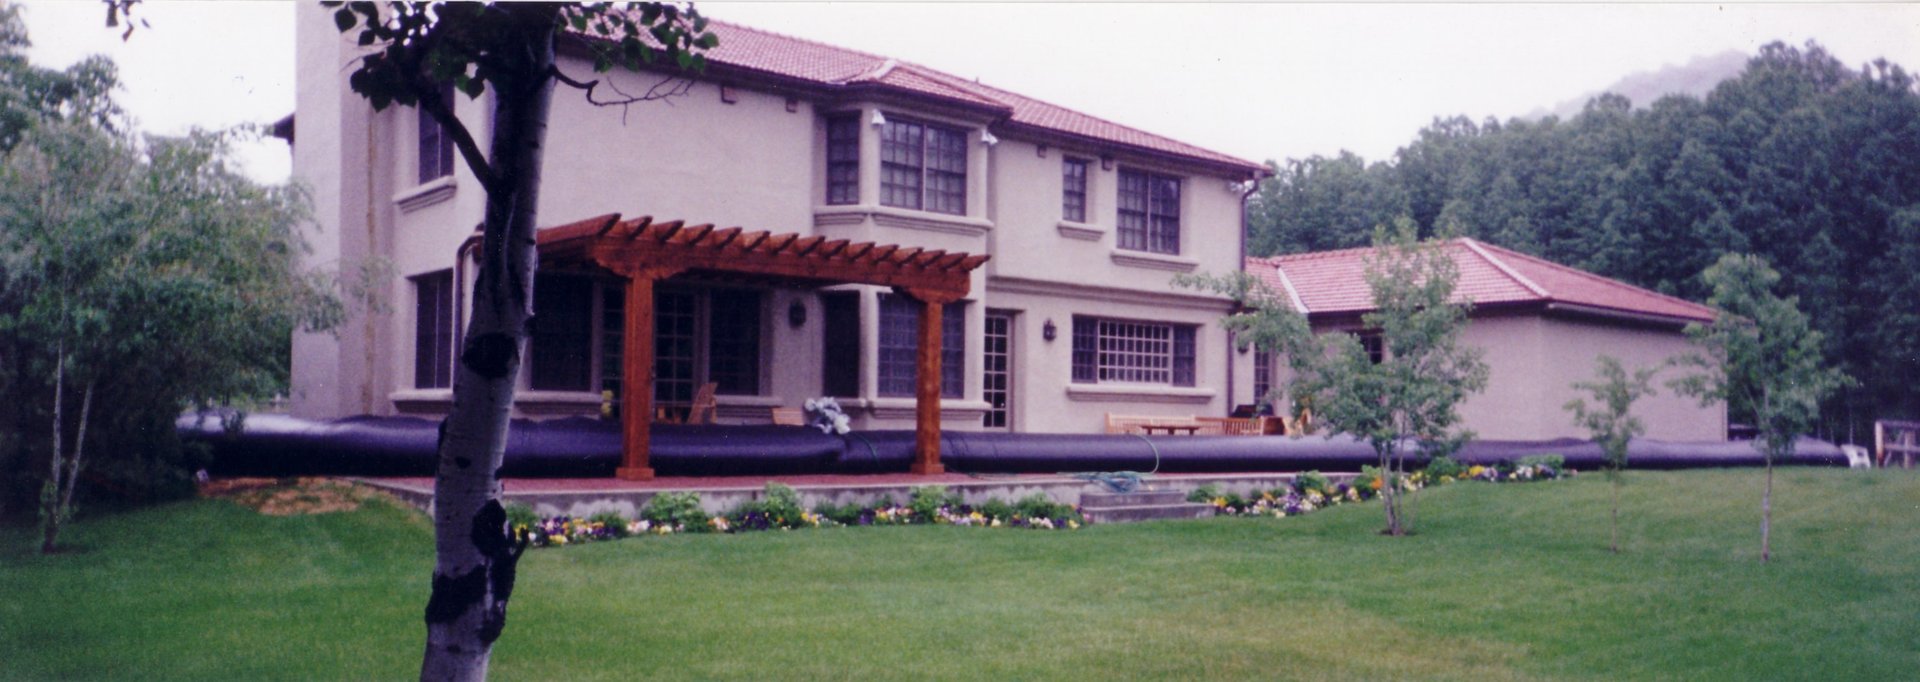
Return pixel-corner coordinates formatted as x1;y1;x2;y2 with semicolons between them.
1100;154;1114;171
1042;319;1057;342
869;110;888;128
1036;144;1049;158
787;300;808;328
980;130;998;146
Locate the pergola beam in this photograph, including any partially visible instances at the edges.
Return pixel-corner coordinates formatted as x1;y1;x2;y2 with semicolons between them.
536;213;988;481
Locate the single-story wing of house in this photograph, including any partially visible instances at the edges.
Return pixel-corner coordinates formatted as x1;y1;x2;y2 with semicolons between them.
1243;238;1728;441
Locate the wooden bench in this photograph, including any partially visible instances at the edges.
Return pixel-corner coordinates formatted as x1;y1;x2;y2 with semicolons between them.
1105;414;1202;435
1876;420;1920;469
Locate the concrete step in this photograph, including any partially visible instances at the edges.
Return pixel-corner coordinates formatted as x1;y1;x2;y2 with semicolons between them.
1080;502;1215;525
1080;490;1189;508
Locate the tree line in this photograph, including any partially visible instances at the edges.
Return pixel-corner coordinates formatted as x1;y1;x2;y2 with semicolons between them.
1247;41;1920;440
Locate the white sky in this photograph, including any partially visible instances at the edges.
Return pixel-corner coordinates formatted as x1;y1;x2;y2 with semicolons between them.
19;2;1920;184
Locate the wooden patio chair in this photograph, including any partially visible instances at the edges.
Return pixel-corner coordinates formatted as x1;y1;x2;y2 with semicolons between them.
684;382;718;425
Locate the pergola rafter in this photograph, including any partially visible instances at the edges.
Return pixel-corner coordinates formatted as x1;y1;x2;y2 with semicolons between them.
534;213;988;480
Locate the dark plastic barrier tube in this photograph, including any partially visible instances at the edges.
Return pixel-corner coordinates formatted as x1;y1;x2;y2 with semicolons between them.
180;413;1848;478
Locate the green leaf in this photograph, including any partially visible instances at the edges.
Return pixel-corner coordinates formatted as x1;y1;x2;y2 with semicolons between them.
696;32;719;50
332;7;356;32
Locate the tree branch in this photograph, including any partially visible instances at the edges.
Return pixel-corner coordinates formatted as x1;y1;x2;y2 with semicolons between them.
550;64;695;124
414;75;500;194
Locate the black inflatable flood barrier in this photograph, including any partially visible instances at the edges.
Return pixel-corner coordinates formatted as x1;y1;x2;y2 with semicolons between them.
179;413;1849;478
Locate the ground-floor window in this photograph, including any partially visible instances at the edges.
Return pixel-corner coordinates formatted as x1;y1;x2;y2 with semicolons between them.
1253;350;1272;408
983;312;1012;428
877;293;964;398
531;275;764;406
411;270;455;389
1071;316;1196;387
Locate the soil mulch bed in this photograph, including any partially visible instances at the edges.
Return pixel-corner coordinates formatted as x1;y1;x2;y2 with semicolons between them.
199;477;390;516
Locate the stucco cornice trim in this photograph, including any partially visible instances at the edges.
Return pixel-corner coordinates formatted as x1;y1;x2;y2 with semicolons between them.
1065;384;1217;404
988;275;1233;311
1110;250;1199;273
1055;221;1105;241
812;205;994;237
395;176;457;213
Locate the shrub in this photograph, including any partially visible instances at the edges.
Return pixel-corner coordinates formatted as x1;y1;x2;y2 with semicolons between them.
1014;493;1075;521
1294;471;1333;496
812;501;865;526
1187;484;1222;503
979;497;1014;522
504;502;540;532
1423;455;1466;480
909;485;961;520
643;491;710;531
1517;454;1565;471
588;510;630;538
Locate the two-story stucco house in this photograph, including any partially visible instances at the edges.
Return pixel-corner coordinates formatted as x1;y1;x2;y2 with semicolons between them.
288;9;1266;435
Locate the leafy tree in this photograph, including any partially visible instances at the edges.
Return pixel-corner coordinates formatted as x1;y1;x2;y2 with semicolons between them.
1564;355;1658;553
320;3;715;678
0;121;342;552
1670;253;1850;562
1186;221;1487;536
0;3;121;152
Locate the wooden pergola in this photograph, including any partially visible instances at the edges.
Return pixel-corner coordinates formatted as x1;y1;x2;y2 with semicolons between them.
536;213;989;480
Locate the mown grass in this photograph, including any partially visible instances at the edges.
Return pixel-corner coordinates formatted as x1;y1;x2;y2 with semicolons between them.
3;469;1918;680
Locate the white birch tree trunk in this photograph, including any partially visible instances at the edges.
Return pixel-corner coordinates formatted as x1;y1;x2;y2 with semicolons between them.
418;14;555;682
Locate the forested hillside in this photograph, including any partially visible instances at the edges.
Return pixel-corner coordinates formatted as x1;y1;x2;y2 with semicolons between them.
1247;41;1920;440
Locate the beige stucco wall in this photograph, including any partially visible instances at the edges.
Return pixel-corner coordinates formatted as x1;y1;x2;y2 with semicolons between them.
1252;313;1726;442
289;5;1248;433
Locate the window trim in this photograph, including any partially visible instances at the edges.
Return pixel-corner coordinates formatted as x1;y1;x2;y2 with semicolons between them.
1117;168;1182;254
877;294;965;398
1062;157;1089;223
879;115;968;216
824;114;860;205
1070;315;1197;387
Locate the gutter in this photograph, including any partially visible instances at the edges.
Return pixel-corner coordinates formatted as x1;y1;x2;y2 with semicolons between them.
1541;302;1706;330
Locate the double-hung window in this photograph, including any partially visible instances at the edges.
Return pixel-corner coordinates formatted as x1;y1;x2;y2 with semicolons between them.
825;114;860;205
877;294;964;398
1117;169;1181;253
411;271;455;389
417;85;456;184
880;117;967;215
1071;317;1196;387
1062;158;1089;222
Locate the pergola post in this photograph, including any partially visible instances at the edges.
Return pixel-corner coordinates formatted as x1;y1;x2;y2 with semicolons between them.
614;267;680;481
539;214;989;481
902;287;959;476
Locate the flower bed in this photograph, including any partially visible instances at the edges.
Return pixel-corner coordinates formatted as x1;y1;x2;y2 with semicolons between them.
509;484;1082;548
1192;456;1573;518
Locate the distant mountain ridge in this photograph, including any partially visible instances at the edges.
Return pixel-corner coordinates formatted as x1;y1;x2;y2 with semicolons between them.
1526;50;1749;120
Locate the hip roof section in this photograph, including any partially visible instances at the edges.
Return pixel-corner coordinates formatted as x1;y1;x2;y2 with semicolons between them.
1247;238;1718;324
572;17;1264;175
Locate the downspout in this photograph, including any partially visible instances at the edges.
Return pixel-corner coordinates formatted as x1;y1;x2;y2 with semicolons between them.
1226;172;1261;414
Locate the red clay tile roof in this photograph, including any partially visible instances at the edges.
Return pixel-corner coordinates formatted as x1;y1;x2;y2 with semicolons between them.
573;18;1263;174
1247;239;1718;324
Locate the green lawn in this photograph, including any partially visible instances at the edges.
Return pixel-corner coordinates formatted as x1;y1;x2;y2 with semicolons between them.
4;470;1918;680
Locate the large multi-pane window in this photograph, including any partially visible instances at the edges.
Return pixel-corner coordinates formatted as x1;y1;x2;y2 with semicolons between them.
877;294;964;398
1117;169;1181;254
821;292;861;397
707;290;762;395
417;85;456;184
1071;317;1196;387
880;117;967;215
529;275;594;391
532;281;764;403
825;114;860;205
412;270;455;389
1062;157;1089;222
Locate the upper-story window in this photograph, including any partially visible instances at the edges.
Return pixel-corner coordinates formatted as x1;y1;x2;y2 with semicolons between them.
880;117;966;215
1117;169;1181;254
825;114;860;205
1062;158;1089;222
417;85;456;184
